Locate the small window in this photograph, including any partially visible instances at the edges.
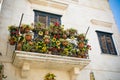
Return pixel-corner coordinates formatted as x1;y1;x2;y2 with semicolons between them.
96;31;117;55
34;10;62;27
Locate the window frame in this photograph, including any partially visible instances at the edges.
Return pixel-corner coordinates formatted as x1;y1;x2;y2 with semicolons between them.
34;10;62;27
96;31;117;55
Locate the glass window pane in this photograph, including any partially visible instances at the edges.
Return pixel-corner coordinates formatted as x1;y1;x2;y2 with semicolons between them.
34;10;61;26
39;16;47;27
50;17;59;24
100;35;108;53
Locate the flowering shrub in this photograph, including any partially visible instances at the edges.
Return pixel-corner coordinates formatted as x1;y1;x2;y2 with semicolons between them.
8;22;91;58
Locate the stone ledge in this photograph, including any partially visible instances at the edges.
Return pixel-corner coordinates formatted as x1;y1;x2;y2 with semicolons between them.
13;50;90;70
91;19;112;28
13;50;90;78
28;0;68;10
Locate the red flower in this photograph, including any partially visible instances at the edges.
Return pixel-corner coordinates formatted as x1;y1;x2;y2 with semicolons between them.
54;35;57;38
54;22;59;26
57;34;60;39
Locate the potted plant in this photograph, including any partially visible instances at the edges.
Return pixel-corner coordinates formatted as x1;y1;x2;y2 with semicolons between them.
44;73;56;80
35;41;47;53
16;36;24;50
67;28;77;37
25;32;32;41
61;40;68;46
8;25;19;36
24;25;31;33
43;35;50;44
22;41;34;52
44;28;49;35
20;24;33;33
9;36;17;45
78;42;84;48
77;34;85;41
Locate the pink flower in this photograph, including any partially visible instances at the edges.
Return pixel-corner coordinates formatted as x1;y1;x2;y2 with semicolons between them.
87;45;91;50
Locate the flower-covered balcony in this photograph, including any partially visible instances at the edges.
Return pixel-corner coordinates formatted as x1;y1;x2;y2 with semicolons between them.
9;22;91;78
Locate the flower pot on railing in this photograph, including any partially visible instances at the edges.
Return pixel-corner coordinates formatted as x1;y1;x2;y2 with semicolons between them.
62;40;68;46
78;42;84;48
44;36;50;44
62;34;67;39
44;30;49;35
77;34;85;41
25;33;32;41
20;26;25;34
44;38;50;44
17;42;23;50
9;36;17;45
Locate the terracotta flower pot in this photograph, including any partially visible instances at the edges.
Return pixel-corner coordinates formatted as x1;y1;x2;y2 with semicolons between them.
78;36;85;41
62;41;68;46
25;34;32;41
20;27;24;34
17;42;22;50
45;30;49;35
78;42;84;48
62;34;67;39
9;37;16;45
9;39;16;45
44;38;50;44
25;28;30;33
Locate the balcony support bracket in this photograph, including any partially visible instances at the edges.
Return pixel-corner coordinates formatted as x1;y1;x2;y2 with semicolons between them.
21;62;30;78
69;67;80;80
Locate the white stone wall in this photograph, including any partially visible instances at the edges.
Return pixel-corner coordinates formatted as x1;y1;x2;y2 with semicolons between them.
0;0;120;80
0;0;4;12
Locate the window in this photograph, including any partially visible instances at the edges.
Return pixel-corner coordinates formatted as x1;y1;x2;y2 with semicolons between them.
34;10;62;27
96;31;117;55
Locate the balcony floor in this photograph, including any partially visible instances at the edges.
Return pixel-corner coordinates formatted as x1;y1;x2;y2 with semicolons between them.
13;50;90;71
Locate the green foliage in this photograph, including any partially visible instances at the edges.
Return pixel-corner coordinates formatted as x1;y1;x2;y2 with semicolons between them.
8;22;91;58
44;73;56;80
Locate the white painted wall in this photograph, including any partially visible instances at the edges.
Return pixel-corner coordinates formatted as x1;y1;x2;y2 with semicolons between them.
0;0;120;80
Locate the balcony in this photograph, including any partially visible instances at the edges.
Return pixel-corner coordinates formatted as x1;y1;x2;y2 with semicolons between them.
9;23;91;79
13;50;90;78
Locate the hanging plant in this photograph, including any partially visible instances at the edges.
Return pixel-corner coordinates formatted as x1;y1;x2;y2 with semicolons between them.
0;64;7;79
44;73;56;80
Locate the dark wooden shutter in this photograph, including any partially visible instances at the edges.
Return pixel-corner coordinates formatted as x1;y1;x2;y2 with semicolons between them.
106;34;117;55
96;31;117;55
100;35;108;53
